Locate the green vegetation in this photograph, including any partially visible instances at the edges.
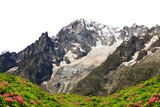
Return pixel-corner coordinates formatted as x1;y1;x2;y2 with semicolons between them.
1;73;160;106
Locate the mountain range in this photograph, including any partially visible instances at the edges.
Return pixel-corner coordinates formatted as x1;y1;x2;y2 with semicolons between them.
0;19;160;97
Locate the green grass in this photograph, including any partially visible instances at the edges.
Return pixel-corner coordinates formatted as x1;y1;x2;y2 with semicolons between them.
1;73;160;106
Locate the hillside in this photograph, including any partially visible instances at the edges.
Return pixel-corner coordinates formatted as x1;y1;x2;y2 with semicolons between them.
1;73;160;106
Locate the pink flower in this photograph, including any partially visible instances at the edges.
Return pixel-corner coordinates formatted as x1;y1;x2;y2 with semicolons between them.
134;103;138;106
9;84;12;87
139;101;142;104
10;92;14;96
155;89;157;91
2;85;4;88
135;95;139;97
39;100;42;103
149;102;151;105
16;96;23;103
158;94;160;97
2;82;7;86
15;88;17;91
138;105;142;107
30;100;34;103
156;97;159;100
13;96;16;100
34;102;37;104
6;98;13;102
149;97;155;103
3;94;10;97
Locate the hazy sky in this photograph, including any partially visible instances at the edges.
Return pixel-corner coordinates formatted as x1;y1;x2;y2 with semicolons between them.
0;0;160;53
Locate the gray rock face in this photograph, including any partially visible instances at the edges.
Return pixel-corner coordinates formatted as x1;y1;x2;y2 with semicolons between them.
41;19;151;94
71;26;160;96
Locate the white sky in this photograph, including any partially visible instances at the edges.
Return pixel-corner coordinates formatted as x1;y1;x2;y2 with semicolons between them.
0;0;160;53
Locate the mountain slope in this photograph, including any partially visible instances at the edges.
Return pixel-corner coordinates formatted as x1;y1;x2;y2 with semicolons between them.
71;27;160;96
41;19;151;94
1;73;160;106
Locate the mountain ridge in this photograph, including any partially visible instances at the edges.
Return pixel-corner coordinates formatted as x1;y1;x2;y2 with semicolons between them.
0;19;160;96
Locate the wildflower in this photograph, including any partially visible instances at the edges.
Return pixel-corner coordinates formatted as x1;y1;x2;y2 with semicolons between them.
155;89;157;91
3;94;10;97
9;84;12;87
2;82;7;86
139;101;142;104
128;98;130;101
16;96;23;103
13;96;16;100
138;105;142;107
34;102;37;104
135;95;139;97
134;103;138;106
10;92;14;96
156;97;159;100
6;98;13;102
30;100;34;103
39;100;42;103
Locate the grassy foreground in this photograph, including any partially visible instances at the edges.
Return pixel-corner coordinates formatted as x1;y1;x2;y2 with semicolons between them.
0;73;160;107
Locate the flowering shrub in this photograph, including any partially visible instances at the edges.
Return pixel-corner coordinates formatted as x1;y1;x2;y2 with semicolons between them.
1;73;160;106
